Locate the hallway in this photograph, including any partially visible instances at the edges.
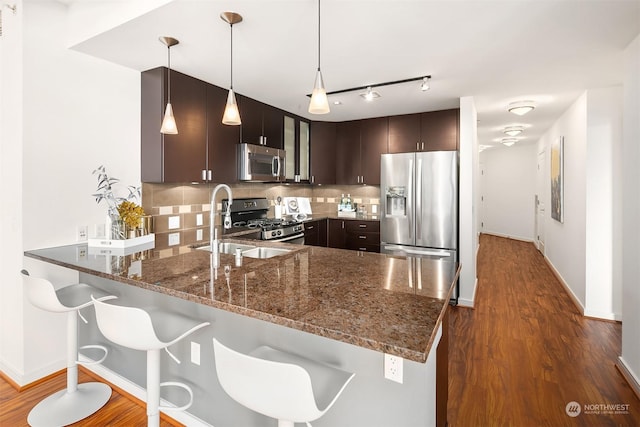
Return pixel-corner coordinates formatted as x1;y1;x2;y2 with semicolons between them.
448;234;639;426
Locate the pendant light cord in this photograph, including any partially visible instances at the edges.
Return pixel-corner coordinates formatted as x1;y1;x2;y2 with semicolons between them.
167;45;172;102
317;0;321;72
230;23;234;90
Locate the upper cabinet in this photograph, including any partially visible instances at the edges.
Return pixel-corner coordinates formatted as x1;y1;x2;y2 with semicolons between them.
238;95;284;149
388;109;459;153
141;67;208;183
284;116;310;182
335;117;388;185
309;121;336;185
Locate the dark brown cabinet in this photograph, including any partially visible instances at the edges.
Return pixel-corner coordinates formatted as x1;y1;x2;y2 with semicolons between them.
207;85;240;183
303;219;327;247
309;121;336;185
345;220;380;252
335;117;387;185
141;67;208;183
238;95;284;149
327;219;347;249
388;109;459;153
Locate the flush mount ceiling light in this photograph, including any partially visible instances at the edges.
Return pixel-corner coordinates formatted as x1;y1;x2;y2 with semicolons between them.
221;12;243;125
420;76;431;91
159;36;179;134
508;101;535;116
360;86;380;101
501;138;518;147
503;126;524;137
308;0;330;114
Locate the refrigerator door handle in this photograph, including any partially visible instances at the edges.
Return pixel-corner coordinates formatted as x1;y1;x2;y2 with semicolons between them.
383;245;452;258
416;157;423;239
407;158;414;239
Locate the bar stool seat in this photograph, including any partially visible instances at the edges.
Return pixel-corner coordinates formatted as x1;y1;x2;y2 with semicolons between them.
213;338;355;427
92;297;210;427
21;270;116;427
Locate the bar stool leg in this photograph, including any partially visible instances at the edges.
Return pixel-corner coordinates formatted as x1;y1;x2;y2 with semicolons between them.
147;349;161;427
27;311;112;427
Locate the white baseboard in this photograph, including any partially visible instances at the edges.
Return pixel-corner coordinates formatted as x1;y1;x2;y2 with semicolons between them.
543;255;585;315
80;356;212;427
0;357;65;388
457;277;477;308
617;356;640;399
584;308;621;322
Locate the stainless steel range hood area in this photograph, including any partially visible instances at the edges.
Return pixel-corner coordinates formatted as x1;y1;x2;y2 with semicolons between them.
237;143;286;182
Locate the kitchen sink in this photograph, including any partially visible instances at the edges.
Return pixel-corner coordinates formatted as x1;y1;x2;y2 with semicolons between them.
241;247;291;259
195;242;256;254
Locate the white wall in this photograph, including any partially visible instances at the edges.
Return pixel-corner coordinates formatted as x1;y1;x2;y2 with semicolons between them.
458;96;478;307
584;87;623;320
620;34;640;392
479;144;536;241
0;1;141;385
537;94;587;307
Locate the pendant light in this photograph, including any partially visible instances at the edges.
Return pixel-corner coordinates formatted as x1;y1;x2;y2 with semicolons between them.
308;0;330;114
159;36;179;134
221;12;243;126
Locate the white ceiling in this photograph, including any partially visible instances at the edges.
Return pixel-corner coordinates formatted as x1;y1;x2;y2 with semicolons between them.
67;0;640;150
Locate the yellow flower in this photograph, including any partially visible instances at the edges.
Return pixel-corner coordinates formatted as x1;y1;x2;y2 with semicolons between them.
117;201;145;230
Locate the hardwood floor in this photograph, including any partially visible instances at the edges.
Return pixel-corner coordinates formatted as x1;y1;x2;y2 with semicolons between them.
448;234;640;427
0;368;181;426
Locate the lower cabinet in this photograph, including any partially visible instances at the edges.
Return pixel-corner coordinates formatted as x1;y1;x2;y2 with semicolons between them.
345;220;380;253
324;219;380;252
303;219;327;247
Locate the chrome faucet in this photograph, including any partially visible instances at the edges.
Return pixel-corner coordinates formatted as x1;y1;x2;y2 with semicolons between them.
210;184;233;267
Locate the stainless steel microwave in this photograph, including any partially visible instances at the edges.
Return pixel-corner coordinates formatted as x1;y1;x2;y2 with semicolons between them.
238;143;286;182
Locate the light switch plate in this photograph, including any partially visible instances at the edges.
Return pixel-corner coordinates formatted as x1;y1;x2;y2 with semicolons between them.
168;233;180;246
196;229;203;241
168;216;180;230
196;213;203;226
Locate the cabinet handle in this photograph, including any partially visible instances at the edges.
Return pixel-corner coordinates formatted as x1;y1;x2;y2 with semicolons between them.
307;225;314;230
359;235;367;239
359;224;367;228
202;170;207;181
416;142;419;151
311;175;315;184
342;221;345;229
208;170;212;181
359;247;367;251
421;142;425;150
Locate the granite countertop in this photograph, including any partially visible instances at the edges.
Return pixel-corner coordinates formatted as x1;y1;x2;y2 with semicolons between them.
24;239;459;363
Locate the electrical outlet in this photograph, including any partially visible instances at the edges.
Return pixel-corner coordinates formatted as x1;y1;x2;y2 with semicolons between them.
384;353;403;383
196;213;203;226
196;229;203;241
77;225;88;242
191;342;200;365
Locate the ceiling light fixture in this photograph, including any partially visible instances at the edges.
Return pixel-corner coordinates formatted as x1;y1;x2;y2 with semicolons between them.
308;0;330;114
503;126;524;137
420;76;430;91
501;138;518;147
159;36;179;134
221;12;243;126
508;101;535;116
360;86;380;101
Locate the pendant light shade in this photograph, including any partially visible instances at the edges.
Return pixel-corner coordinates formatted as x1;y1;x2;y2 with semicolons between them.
221;12;243;126
309;69;330;114
222;88;241;126
308;0;330;114
159;36;179;135
160;103;178;134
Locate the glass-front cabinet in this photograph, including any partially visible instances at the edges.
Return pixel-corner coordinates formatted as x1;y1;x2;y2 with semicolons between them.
284;116;310;182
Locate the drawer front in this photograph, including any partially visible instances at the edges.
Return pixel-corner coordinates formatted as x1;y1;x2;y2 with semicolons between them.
346;241;380;253
345;220;380;233
346;232;380;245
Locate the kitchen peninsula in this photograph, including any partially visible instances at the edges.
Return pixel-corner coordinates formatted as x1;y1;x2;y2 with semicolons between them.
25;236;459;427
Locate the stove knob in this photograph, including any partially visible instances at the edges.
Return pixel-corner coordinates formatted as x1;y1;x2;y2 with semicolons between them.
277;230;282;236
271;231;277;237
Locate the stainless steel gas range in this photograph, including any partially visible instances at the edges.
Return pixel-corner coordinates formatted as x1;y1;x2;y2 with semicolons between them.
223;197;305;244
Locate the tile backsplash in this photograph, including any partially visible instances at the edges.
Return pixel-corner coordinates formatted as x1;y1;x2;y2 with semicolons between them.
142;182;381;252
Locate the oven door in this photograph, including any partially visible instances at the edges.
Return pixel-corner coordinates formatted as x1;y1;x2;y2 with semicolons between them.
268;232;305;244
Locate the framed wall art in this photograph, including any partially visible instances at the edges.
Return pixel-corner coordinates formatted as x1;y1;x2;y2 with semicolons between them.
550;136;564;223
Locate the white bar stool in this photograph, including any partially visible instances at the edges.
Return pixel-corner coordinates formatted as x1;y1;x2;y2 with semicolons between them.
21;270;117;427
92;297;210;427
213;338;355;427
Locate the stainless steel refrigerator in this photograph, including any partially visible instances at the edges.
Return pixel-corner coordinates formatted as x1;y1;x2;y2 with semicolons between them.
380;150;458;280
